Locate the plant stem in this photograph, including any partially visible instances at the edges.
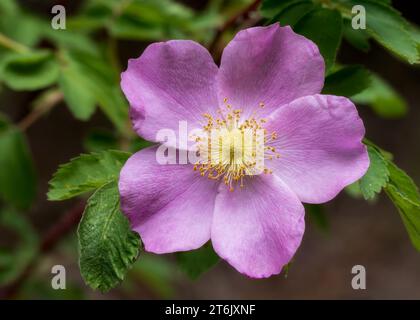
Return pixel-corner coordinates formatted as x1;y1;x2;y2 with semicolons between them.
208;0;262;57
0;32;30;53
0;201;85;299
107;36;121;78
315;0;353;18
18;89;64;132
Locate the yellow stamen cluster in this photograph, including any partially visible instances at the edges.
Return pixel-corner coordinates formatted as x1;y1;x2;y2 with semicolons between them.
192;99;280;192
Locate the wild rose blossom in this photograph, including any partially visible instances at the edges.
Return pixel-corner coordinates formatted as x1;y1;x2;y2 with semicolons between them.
119;23;369;278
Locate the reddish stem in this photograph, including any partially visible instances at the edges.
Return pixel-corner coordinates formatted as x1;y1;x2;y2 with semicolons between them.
0;201;85;299
18;91;64;132
208;0;262;57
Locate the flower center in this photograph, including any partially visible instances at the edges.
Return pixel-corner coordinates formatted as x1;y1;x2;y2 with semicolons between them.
192;99;280;191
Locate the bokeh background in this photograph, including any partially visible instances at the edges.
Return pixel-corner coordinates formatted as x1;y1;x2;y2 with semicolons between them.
0;0;419;299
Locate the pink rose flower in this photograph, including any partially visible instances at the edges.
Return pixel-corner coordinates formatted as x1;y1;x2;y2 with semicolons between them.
119;23;369;278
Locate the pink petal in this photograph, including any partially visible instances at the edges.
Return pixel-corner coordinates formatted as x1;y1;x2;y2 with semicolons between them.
211;175;305;278
217;23;325;118
265;94;370;204
119;147;219;253
121;40;219;145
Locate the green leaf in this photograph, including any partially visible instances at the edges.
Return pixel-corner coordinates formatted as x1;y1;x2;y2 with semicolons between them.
294;8;343;71
385;162;420;250
58;56;97;121
176;242;219;279
0;208;38;285
345;181;364;199
359;145;389;200
361;141;420;250
352;73;407;118
63;50;128;131
0;0;18;15
339;0;419;64
407;23;420;60
110;17;165;41
407;24;420;46
128;254;175;298
363;138;393;161
343;19;371;52
83;129;119;152
129;137;154;153
41;27;99;55
269;1;316;27
67;1;113;32
0;12;44;47
305;204;329;233
188;12;223;43
78;181;141;292
323;65;371;97
110;0;196;41
48;150;130;201
0;50;59;91
386;161;420;203
260;0;306;18
0;116;36;209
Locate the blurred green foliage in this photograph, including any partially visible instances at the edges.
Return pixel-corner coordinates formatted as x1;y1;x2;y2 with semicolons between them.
0;208;38;287
0;0;420;297
0;115;36;209
177;242;220;280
